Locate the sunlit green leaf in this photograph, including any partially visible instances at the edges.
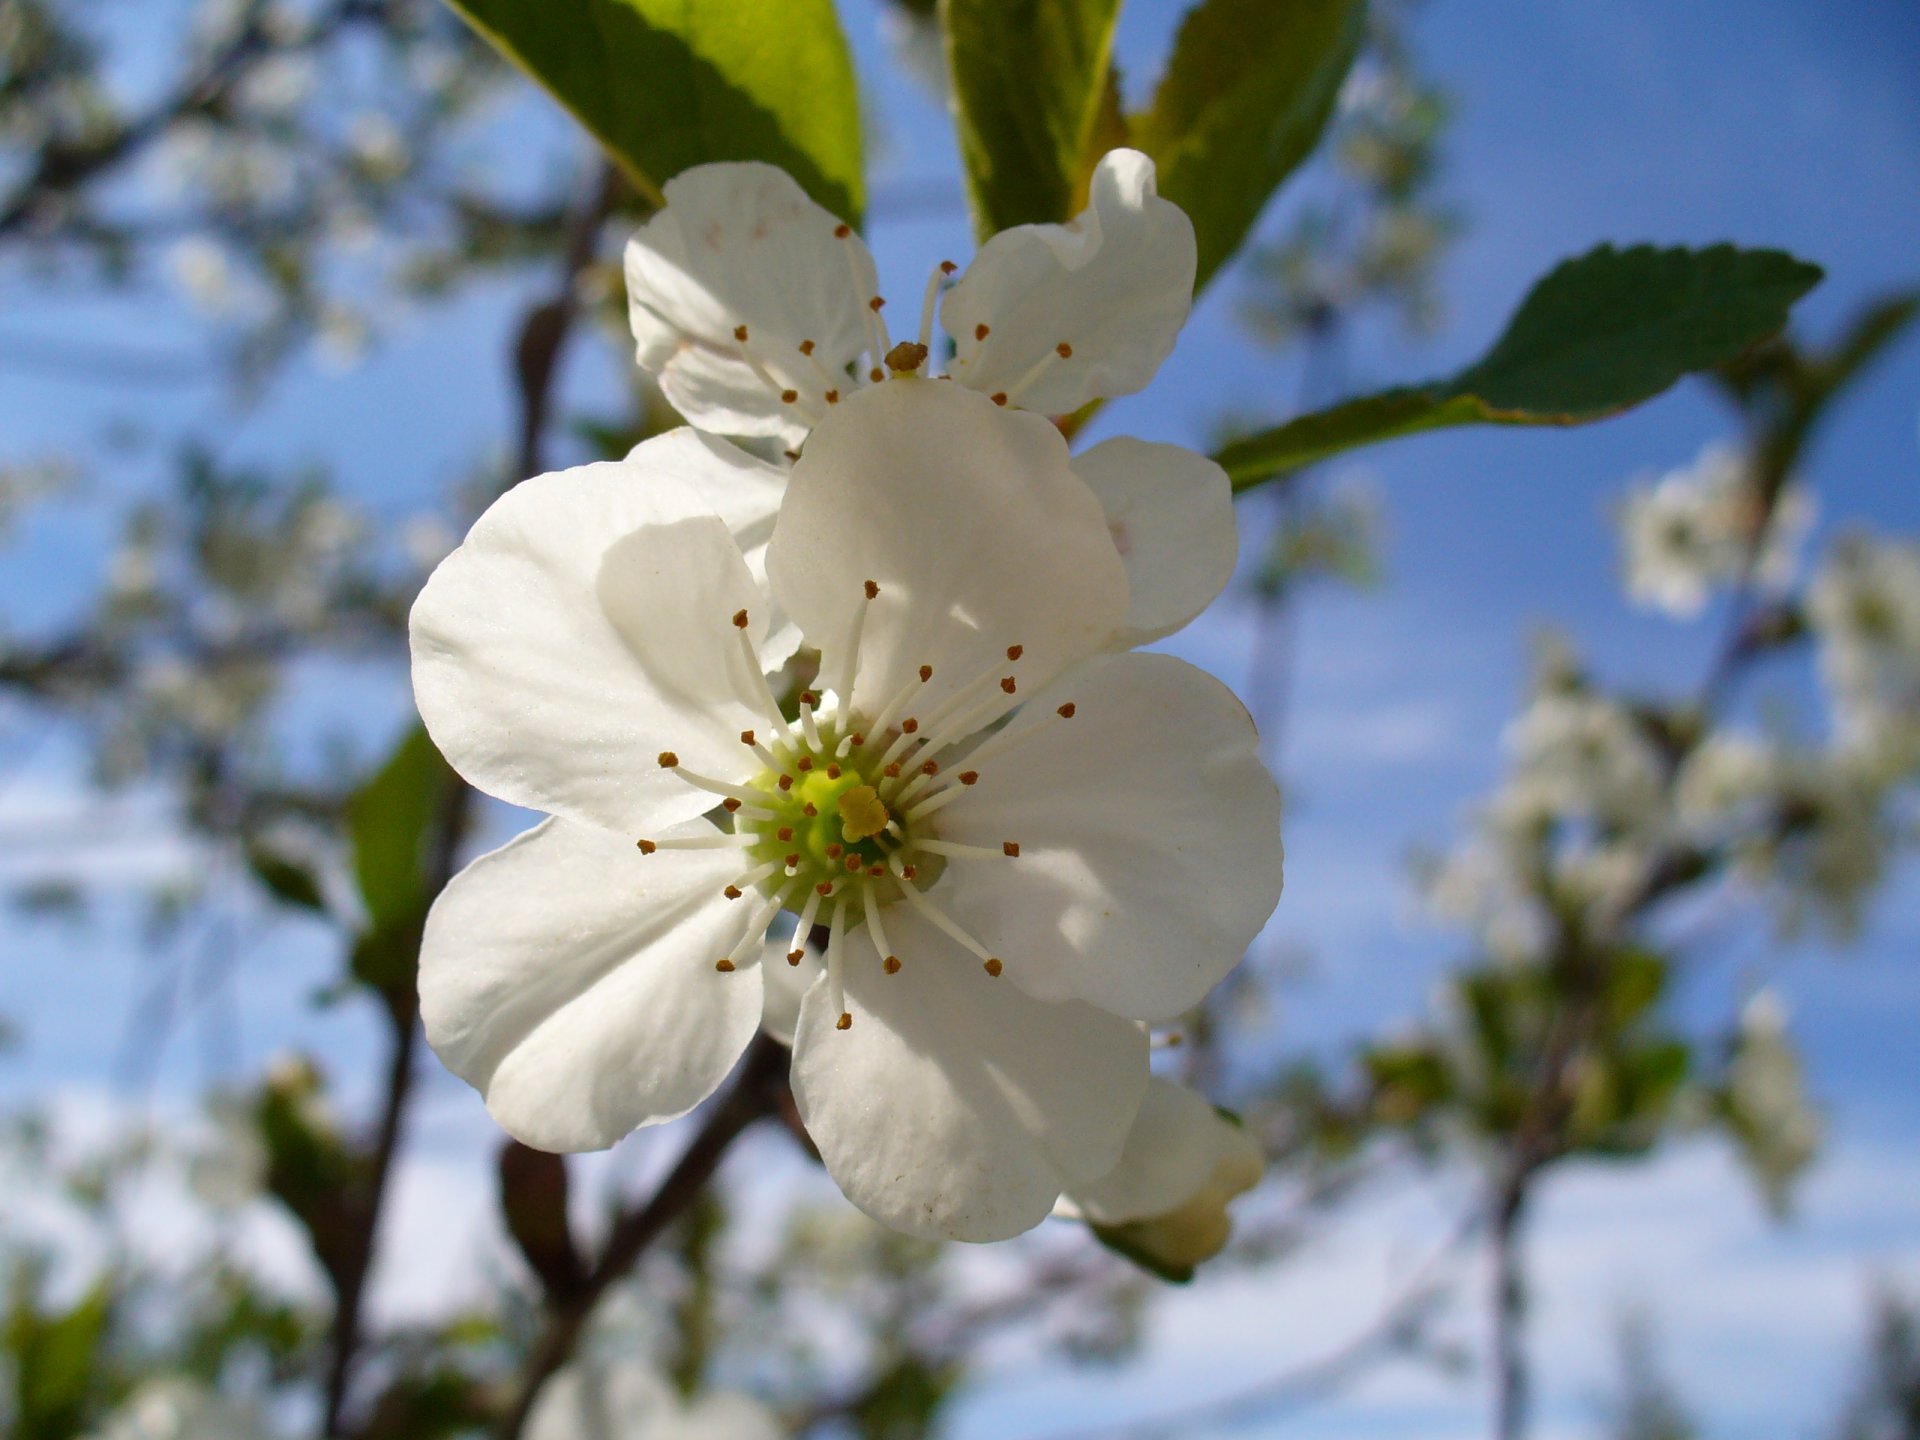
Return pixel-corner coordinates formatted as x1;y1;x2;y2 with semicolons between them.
442;0;864;221
347;726;457;994
944;0;1122;236
1217;244;1824;490
1134;0;1367;289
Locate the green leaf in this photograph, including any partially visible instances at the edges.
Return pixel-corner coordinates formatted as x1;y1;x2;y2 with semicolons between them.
351;727;455;935
442;0;864;222
1134;0;1367;290
944;0;1122;236
347;726;457;994
246;840;327;913
7;1280;110;1440
1216;243;1825;490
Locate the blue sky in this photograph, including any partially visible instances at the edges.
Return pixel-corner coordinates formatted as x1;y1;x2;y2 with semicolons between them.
2;0;1918;1435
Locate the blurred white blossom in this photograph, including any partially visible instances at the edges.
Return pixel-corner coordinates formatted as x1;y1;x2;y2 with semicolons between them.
1808;533;1920;769
526;1361;781;1440
1502;690;1666;834
85;1379;263;1440
1618;443;1812;619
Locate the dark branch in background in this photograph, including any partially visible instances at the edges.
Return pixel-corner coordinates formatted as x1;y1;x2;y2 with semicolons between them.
491;1037;791;1440
1482;401;1817;1440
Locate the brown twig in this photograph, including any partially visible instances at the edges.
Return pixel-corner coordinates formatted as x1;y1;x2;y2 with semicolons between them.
491;1037;790;1440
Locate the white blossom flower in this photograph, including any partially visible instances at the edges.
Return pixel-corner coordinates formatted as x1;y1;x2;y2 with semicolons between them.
167;236;236;314
620;152;1230;645
1807;533;1920;767
411;379;1284;1241
625;149;1193;442
1617;443;1812;619
1058;1076;1263;1276
85;1379;262;1440
1502;691;1667;834
1723;989;1821;1209
1675;731;1781;834
185;1092;269;1210
527;1361;780;1440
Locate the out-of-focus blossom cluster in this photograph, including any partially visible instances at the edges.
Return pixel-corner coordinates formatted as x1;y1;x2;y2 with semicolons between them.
1807;532;1920;772
4;0;532;377
1423;456;1916;961
1617;442;1813;619
1241;0;1459;345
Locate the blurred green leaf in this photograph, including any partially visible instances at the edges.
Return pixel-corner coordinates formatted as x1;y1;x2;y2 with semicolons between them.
1134;0;1367;289
256;1058;366;1288
1364;1044;1454;1125
7;1279;110;1440
945;0;1122;236
1217;243;1824;489
347;726;456;994
246;840;327;914
442;0;864;222
350;726;454;936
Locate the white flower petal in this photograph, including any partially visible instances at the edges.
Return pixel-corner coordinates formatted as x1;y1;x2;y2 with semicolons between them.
626;430;800;667
625;162;877;444
767;380;1127;721
791;906;1148;1241
937;652;1283;1022
940;149;1195;414
419;819;764;1153
655;1394;785;1440
411;438;777;834
1067;1076;1258;1224
526;1361;672;1440
1072;437;1237;646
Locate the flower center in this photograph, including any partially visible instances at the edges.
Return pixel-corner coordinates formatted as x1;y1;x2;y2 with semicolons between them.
734;714;913;903
635;585;1083;1030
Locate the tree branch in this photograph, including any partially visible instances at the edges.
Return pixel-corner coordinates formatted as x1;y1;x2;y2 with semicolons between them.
491;1036;791;1440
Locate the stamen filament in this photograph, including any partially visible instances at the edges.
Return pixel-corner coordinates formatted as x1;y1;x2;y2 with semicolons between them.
726;880;799;965
866;663;933;742
944;700;1074;774
917;262;947;361
732;333;811;418
636;832;755;854
733;627;789;732
904;785;966;821
861;886;900;974
733;860;783;892
789;886;825;963
890;864;997;964
999;346;1063;408
912;838;1017;863
740;731;783;770
797;697;824;752
917;649;1023;735
824;897;849;1022
664;763;765;807
834;583;875;733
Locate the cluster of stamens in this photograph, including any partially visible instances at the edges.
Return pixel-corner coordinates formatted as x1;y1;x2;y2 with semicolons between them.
722;228;1083;453
635;582;1082;1031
